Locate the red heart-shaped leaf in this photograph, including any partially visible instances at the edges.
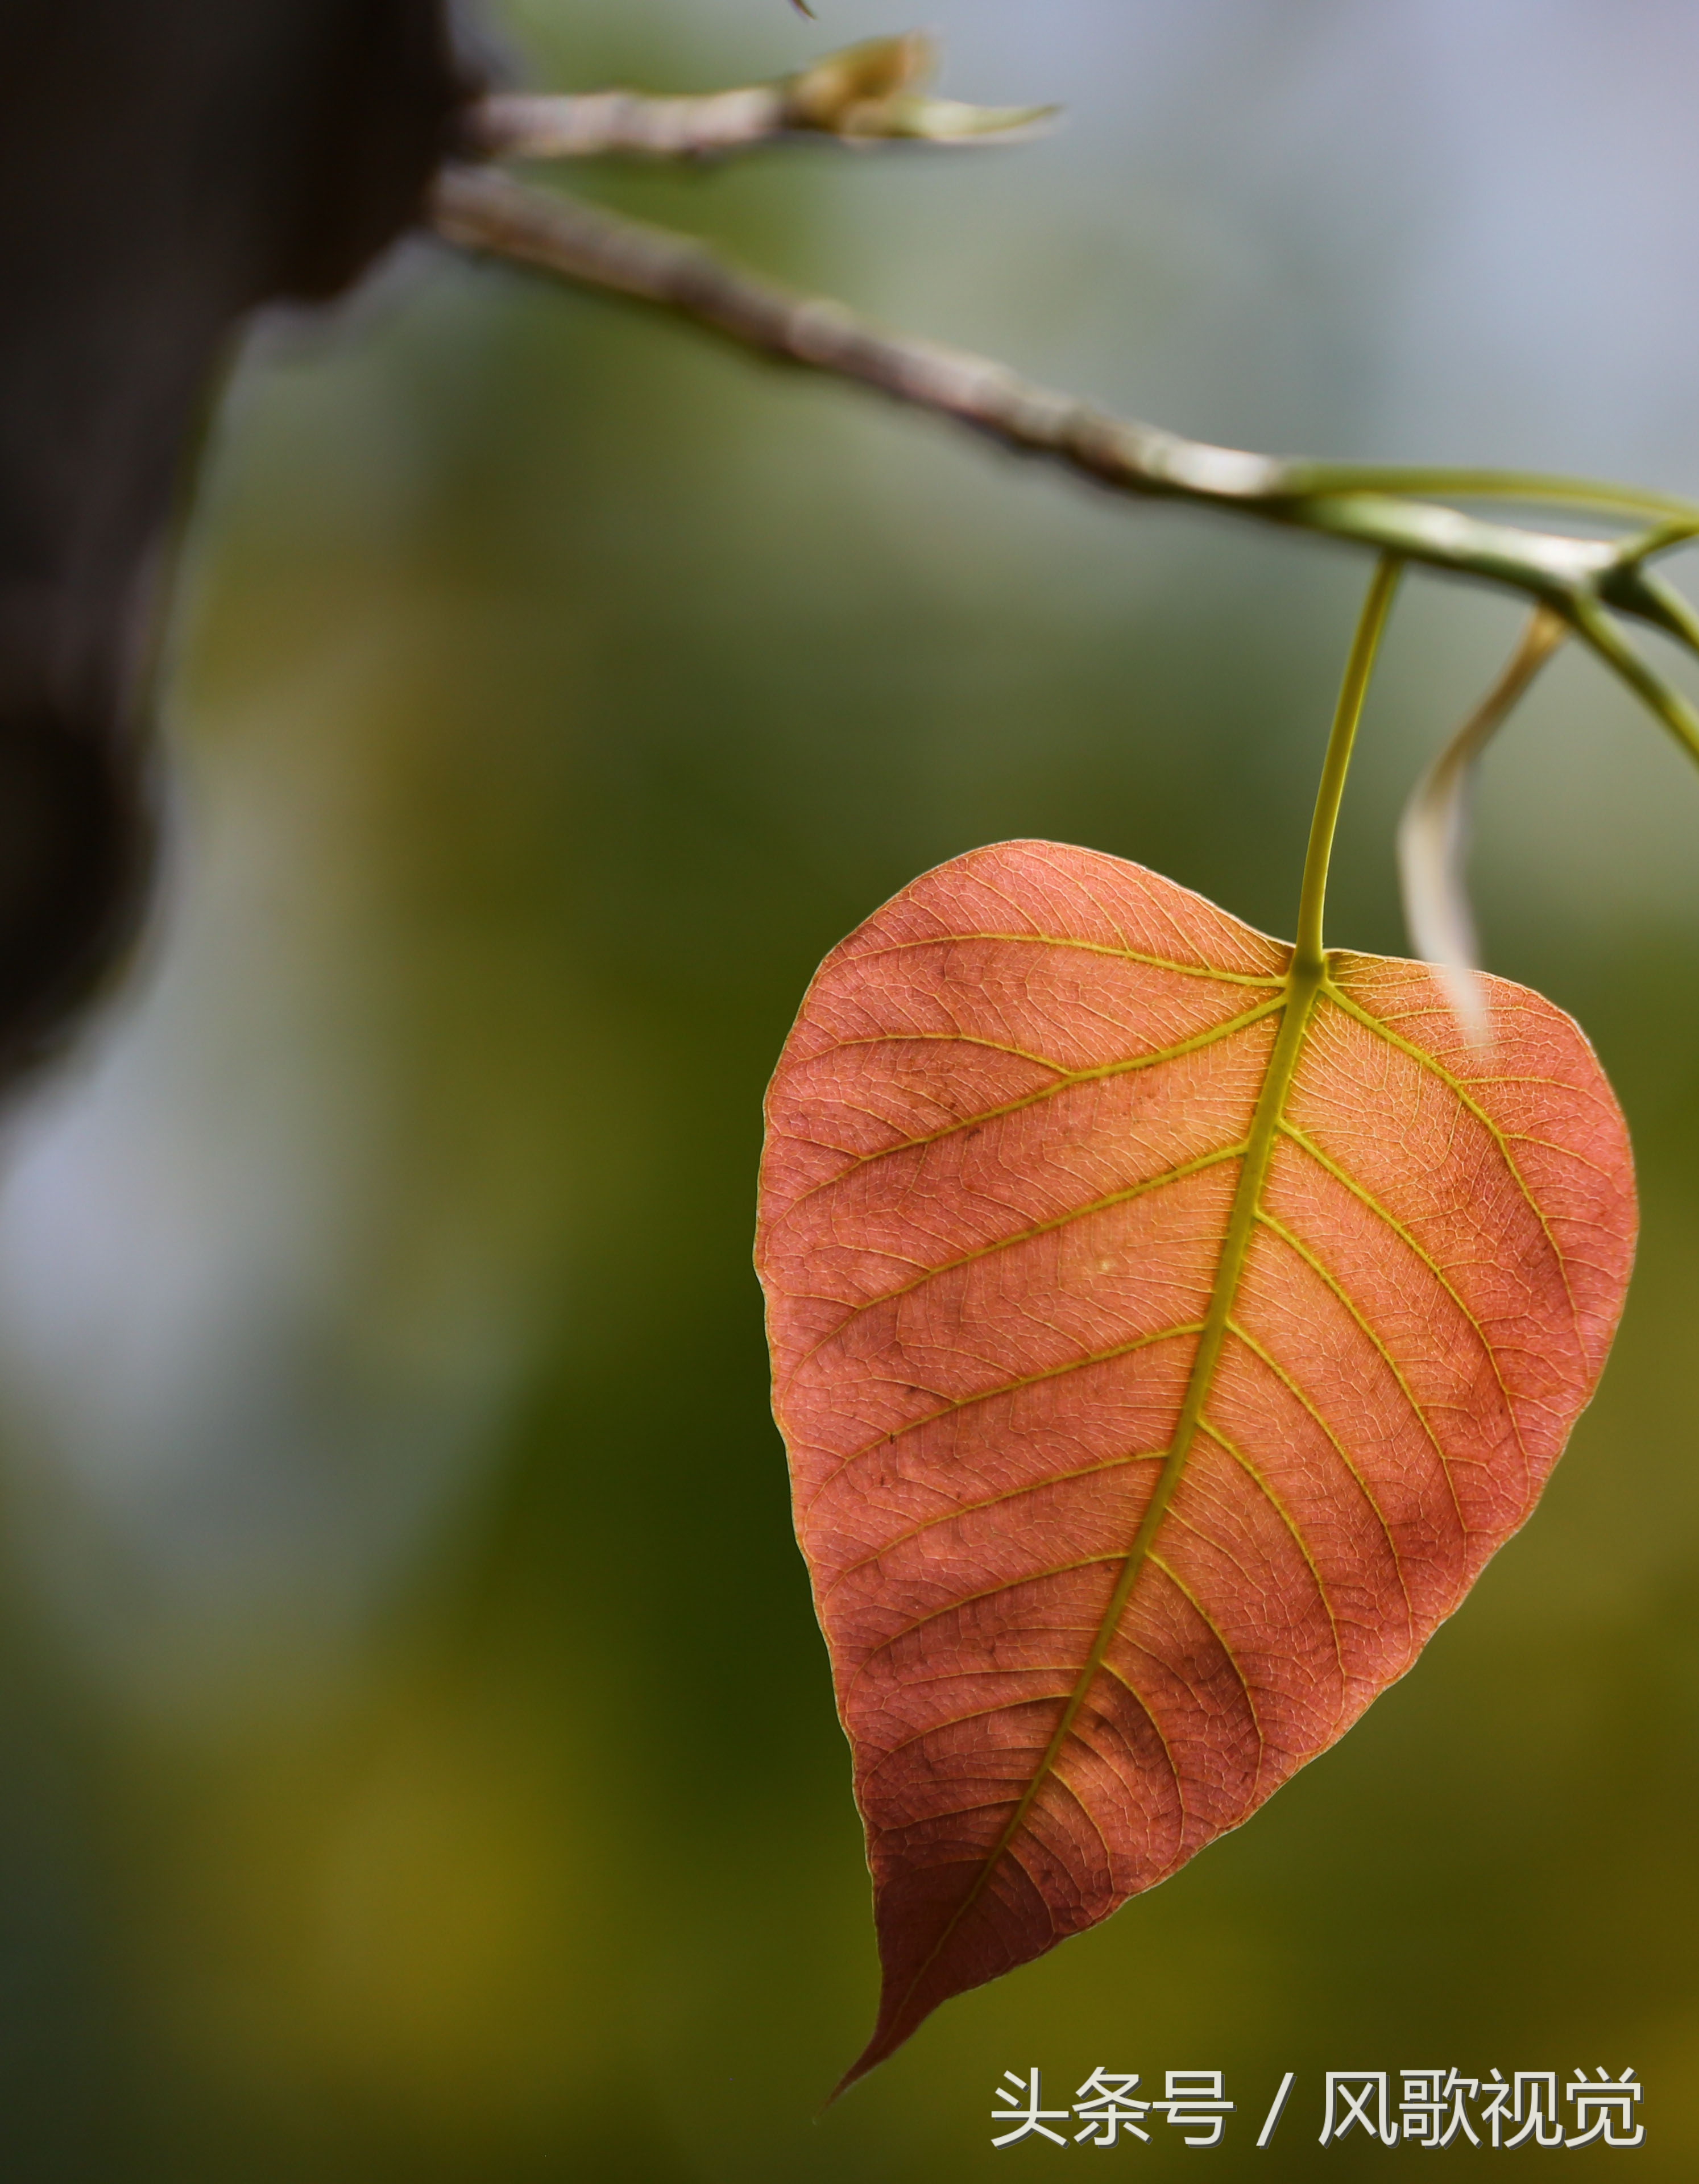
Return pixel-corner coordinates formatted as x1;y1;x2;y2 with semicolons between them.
756;840;1635;2090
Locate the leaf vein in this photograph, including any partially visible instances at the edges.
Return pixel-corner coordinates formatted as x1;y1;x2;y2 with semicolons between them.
848;930;1286;987
780;996;1283;1213
800;1321;1203;1513
819;1447;1170;1603
1319;981;1580;1333
1093;1660;1188;1833
844;1555;1125;1697
1146;1549;1267;1792
787;1141;1246;1374
1253;1208;1468;1540
1196;1418;1345;1693
1277;1120;1532;1479
1224;1318;1415;1633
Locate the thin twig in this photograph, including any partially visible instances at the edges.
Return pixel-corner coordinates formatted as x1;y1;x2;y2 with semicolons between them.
428;164;1285;491
466;36;1056;162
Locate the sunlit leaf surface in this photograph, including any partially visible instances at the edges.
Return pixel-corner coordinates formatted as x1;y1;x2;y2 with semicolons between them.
756;841;1636;2088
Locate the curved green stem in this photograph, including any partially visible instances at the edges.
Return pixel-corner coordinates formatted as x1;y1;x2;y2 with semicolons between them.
1282;465;1699;526
1601;560;1699;658
1294;556;1404;979
1566;595;1699;772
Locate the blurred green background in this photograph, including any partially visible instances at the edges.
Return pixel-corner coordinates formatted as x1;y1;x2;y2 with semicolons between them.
0;1;1695;2174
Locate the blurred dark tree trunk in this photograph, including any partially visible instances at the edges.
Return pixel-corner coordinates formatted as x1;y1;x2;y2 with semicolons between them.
0;0;474;1083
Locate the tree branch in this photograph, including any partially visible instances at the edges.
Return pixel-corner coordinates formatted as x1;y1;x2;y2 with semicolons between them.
428;160;1699;770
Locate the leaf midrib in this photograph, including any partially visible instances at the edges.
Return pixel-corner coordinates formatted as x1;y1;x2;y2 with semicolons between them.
852;948;1581;2055
878;957;1324;2026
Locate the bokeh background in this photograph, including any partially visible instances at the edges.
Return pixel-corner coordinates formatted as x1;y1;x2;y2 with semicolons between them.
0;0;1696;2174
